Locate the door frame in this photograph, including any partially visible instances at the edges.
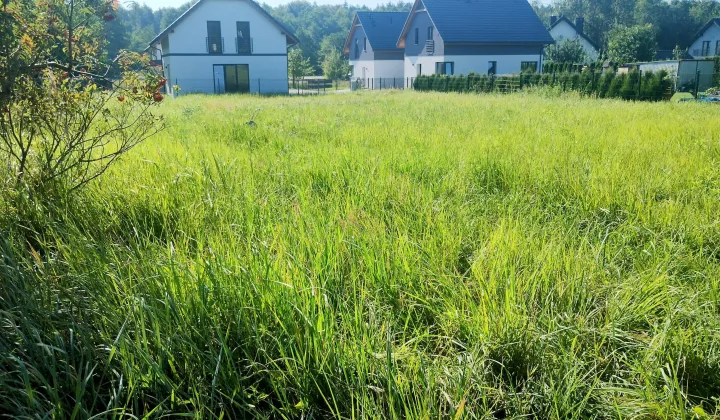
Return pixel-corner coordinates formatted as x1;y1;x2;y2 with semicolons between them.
212;63;250;94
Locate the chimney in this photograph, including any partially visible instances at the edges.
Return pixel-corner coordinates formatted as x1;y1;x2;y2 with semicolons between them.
550;15;558;26
575;17;584;34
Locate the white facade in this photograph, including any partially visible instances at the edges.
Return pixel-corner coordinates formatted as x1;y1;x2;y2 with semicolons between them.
350;60;405;81
404;54;544;78
548;20;598;63
149;0;295;95
690;22;720;58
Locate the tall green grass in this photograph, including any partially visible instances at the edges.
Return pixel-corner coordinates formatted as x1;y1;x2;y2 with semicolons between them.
2;91;720;418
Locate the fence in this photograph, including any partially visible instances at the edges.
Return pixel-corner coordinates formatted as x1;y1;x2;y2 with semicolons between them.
350;78;413;91
170;78;348;96
409;70;720;101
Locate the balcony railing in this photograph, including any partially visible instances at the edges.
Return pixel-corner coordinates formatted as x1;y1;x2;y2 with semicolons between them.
206;37;224;54
236;37;253;54
425;40;434;55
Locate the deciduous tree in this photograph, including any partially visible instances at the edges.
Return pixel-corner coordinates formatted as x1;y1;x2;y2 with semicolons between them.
545;39;588;63
608;24;657;64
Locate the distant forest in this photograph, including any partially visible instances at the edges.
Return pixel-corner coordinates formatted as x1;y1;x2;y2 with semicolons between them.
109;0;720;72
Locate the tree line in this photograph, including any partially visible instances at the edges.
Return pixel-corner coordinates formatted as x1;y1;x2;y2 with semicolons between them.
533;0;720;56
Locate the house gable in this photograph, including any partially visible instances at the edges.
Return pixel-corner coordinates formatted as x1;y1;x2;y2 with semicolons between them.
345;19;375;61
689;18;720;57
548;16;599;51
148;0;298;51
399;1;445;57
345;12;406;57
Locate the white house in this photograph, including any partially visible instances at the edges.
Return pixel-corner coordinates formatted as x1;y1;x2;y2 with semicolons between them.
397;0;554;77
344;12;407;89
147;0;298;95
689;18;720;59
548;16;599;63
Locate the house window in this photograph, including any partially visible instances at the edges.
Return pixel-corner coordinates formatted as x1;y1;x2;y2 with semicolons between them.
702;41;710;56
363;37;367;52
521;61;538;73
417;64;422;75
236;21;251;54
488;61;497;75
427;26;433;40
207;21;222;54
716;40;720;56
354;39;359;59
435;62;454;75
415;28;419;45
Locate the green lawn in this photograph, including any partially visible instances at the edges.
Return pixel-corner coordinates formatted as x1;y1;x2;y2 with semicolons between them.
2;91;720;418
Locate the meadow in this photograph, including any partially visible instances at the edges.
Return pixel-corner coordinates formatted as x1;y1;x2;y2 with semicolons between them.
1;91;719;418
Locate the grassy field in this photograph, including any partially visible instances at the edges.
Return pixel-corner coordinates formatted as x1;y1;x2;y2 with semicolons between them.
1;91;720;418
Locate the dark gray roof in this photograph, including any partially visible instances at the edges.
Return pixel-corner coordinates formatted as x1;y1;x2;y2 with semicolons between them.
148;0;298;48
356;12;408;51
690;18;720;44
402;0;553;45
549;16;599;50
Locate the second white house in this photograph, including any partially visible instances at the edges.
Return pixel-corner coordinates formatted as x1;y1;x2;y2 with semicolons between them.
397;0;554;77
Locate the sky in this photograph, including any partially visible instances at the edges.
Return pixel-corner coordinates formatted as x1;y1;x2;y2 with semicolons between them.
138;0;551;11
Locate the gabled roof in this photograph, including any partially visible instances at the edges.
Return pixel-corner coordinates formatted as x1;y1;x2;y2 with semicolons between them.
690;18;720;45
343;12;407;54
549;16;599;51
398;0;554;47
147;0;298;48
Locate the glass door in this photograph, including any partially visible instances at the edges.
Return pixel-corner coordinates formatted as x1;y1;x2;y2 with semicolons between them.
236;22;251;54
214;64;250;93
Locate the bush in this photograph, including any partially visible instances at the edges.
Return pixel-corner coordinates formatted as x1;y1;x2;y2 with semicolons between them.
411;68;677;102
608;73;624;98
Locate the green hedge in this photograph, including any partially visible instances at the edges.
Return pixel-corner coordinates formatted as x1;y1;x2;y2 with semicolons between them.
413;69;673;101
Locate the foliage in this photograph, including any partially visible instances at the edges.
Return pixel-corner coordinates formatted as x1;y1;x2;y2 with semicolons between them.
608;24;657;64
533;0;720;51
0;0;164;194
414;69;671;101
2;92;720;417
288;48;313;84
545;38;587;64
321;48;350;83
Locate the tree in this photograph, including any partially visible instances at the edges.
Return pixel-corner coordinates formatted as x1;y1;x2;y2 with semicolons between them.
0;0;164;194
607;24;657;64
288;48;312;87
321;48;350;86
545;39;588;63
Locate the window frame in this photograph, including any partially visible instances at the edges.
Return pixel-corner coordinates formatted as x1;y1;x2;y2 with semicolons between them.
414;28;419;45
427;26;433;40
206;21;222;54
435;61;454;75
716;40;720;56
417;63;422;76
363;37;367;52
702;40;710;56
236;21;251;54
488;61;497;75
520;61;538;73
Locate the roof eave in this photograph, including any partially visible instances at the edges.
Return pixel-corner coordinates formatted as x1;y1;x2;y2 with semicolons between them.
343;16;361;55
396;0;425;48
690;18;720;45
